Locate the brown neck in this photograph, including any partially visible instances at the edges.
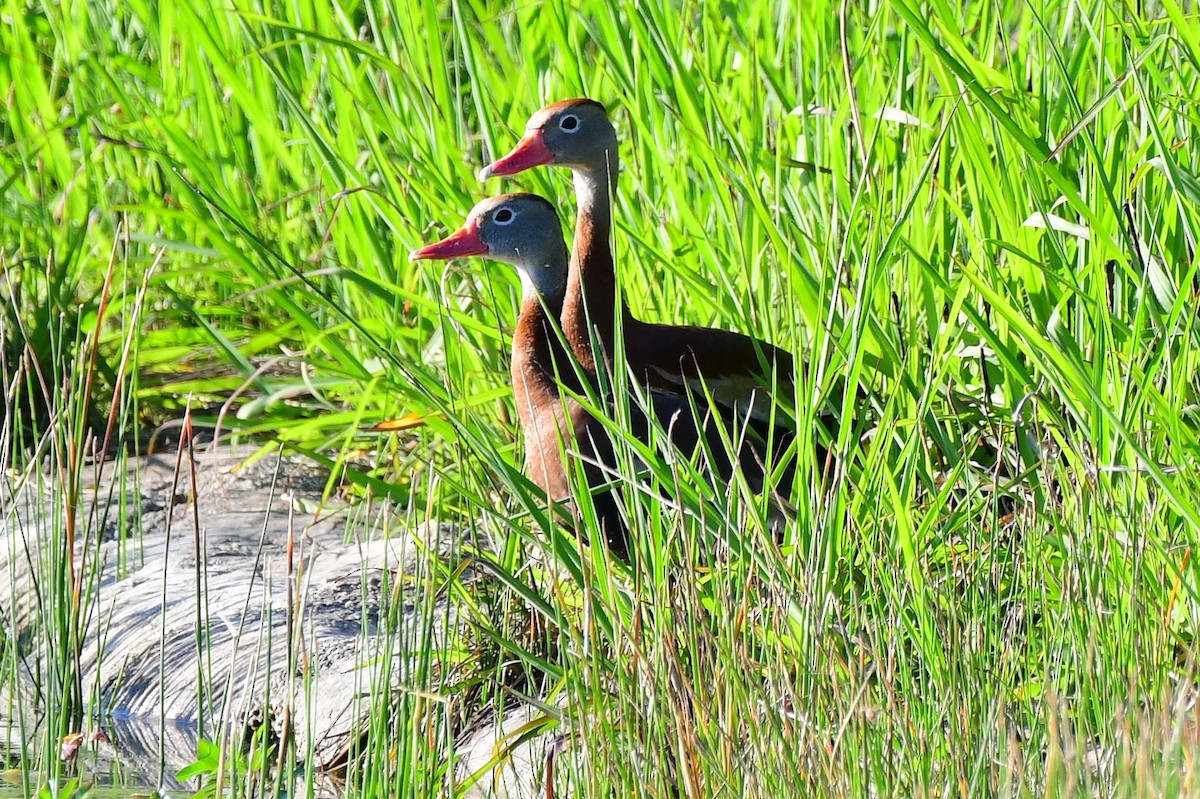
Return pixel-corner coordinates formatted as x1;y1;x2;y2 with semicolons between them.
563;160;627;373
511;295;581;429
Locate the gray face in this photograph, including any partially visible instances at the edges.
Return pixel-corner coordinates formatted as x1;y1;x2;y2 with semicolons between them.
530;102;618;172
468;193;569;300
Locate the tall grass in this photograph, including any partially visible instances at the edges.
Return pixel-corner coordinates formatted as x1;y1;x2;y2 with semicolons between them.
3;0;1200;795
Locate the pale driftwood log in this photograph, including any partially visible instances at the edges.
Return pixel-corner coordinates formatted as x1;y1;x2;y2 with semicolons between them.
0;452;399;767
0;444;562;796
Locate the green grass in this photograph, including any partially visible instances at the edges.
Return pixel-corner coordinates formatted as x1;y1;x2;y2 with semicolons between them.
4;0;1200;796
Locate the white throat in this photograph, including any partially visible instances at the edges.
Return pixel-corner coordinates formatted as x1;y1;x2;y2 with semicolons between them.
572;161;613;212
518;261;566;303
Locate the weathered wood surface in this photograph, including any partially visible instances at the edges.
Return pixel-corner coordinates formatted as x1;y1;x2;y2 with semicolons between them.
0;445;556;796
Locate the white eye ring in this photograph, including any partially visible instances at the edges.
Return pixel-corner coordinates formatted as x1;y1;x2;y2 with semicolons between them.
494;207;515;225
559;114;580;133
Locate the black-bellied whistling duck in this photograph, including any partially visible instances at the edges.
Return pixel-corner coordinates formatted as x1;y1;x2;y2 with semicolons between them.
477;99;797;419
410;193;791;559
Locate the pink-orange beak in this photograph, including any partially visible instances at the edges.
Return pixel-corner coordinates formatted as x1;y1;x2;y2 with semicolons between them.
477;130;555;180
409;220;487;261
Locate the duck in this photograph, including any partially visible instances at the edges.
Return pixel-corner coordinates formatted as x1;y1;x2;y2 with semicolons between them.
477;99;800;423
410;193;792;560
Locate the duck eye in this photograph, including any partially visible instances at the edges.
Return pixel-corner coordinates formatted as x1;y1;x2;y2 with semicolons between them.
559;114;579;132
494;208;514;225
